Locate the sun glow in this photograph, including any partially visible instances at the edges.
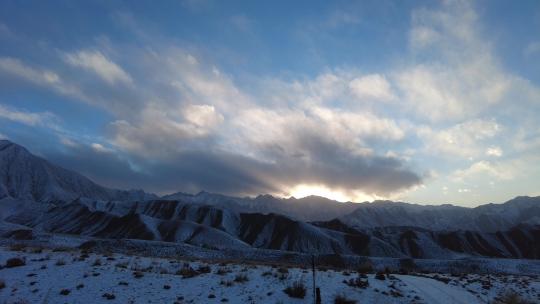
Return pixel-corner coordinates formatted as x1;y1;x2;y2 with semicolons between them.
287;184;377;203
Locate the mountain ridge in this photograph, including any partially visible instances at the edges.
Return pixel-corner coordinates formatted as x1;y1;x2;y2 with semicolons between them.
1;139;539;230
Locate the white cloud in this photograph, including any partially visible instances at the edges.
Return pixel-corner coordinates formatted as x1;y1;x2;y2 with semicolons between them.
231;105;405;163
91;143;113;153
486;146;502;157
0;57;60;85
349;74;395;101
0;104;57;127
452;161;512;183
409;26;439;49
183;104;224;129
395;1;517;122
110;102;224;157
418;119;501;159
395;61;511;122
0;57;88;102
65;50;132;85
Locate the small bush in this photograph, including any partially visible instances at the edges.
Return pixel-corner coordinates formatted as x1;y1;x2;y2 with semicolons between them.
92;258;102;266
133;271;144;279
357;260;373;273
163;284;171;290
220;280;234;287
216;267;230;275
345;276;369;289
176;266;199;278
277;267;288;274
78;253;89;261
494;291;532;304
55;259;66;266
283;281;306;299
5;257;25;268
102;293;116;300
59;289;70;295
375;271;386;280
198;265;211;274
334;294;357;304
234;274;249;283
0;280;5;289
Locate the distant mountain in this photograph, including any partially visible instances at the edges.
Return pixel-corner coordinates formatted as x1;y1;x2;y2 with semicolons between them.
339;196;540;232
6;199;540;259
162;191;359;221
0;140;156;202
2;139;540;260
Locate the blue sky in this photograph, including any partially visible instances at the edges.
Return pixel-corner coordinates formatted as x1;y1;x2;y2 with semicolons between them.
0;0;539;206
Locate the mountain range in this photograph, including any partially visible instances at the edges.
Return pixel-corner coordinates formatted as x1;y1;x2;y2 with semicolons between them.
1;139;539;259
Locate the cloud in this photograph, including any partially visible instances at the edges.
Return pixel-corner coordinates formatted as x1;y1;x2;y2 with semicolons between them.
418;119;501;159
109;102;224;157
451;160;513;183
486;146;502;157
0;57;61;85
394;0;514;122
0;104;57;127
349;74;395;101
0;57;89;102
64;50;132;85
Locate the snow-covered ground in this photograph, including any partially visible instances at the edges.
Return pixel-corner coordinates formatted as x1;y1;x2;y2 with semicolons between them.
1;246;539;304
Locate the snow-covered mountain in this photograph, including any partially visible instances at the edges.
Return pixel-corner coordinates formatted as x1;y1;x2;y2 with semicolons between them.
162;191;359;221
5;199;539;259
0;140;156;202
1;140;540;260
339;196;540;232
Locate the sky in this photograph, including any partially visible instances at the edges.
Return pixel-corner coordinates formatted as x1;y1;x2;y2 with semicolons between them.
0;0;539;206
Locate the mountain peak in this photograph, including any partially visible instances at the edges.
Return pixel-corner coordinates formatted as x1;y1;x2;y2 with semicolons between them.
0;140;152;202
0;139;28;153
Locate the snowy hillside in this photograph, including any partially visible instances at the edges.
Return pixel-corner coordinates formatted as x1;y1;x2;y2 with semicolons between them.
1;245;539;304
3;198;540;260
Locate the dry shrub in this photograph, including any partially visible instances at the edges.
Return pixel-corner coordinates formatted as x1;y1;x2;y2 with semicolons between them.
234;274;249;283
6;257;25;268
283;281;306;299
334;294;357;304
